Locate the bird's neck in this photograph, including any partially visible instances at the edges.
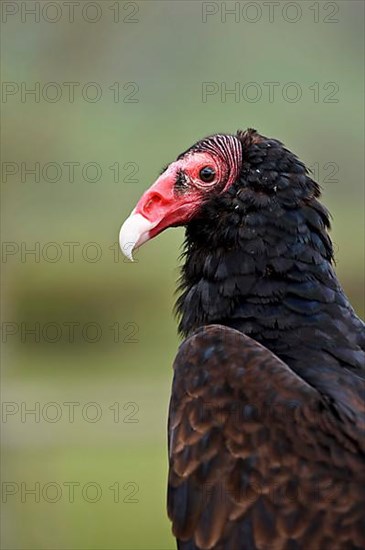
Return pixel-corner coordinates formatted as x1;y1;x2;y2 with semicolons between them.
175;204;356;366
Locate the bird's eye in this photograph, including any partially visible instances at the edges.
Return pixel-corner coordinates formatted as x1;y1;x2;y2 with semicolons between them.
199;166;216;183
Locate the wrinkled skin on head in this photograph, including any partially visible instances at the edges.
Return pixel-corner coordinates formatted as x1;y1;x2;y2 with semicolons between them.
119;134;242;260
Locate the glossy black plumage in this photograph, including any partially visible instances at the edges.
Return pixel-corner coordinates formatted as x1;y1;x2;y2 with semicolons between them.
168;130;365;549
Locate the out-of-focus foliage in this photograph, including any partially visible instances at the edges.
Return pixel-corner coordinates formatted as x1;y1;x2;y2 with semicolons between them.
1;1;364;548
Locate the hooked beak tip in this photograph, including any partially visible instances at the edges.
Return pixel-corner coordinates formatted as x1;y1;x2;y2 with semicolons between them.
119;240;135;262
119;211;158;261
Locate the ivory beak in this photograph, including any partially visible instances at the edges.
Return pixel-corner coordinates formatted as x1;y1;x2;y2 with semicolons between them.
119;210;158;261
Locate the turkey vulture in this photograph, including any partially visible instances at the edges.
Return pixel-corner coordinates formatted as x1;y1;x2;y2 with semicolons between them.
119;129;365;549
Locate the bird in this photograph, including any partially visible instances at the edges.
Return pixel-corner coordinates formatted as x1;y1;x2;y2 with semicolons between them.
119;128;365;550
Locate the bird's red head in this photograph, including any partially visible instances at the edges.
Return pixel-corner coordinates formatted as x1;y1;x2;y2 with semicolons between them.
119;134;242;259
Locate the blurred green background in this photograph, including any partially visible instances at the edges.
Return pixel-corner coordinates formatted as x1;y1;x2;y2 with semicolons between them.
1;1;364;549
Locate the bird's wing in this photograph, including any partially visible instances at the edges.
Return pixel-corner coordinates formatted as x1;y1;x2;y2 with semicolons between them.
167;325;365;550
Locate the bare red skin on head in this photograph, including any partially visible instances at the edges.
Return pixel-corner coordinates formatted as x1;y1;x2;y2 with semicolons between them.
134;151;232;238
119;134;242;257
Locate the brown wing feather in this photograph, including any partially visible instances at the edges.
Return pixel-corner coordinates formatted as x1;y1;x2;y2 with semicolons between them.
167;325;365;550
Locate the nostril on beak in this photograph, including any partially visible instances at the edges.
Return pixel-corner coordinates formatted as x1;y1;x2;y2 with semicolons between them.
143;193;163;214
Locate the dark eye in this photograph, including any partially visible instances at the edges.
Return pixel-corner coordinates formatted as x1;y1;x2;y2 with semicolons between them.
199;166;216;183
